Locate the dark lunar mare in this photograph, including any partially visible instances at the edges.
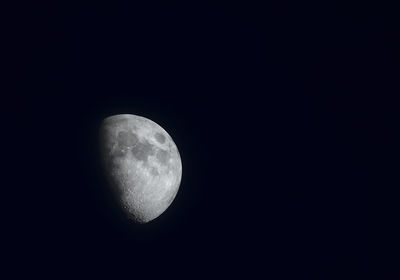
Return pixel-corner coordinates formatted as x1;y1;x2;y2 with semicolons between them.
131;139;155;162
156;149;169;165
154;132;166;144
117;130;139;147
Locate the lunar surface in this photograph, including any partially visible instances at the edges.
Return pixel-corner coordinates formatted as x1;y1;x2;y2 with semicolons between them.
99;114;182;223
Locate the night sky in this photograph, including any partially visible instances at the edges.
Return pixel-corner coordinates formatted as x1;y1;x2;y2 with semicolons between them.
5;2;397;278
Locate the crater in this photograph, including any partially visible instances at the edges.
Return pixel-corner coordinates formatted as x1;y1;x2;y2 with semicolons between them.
131;139;155;162
154;132;166;144
156;149;169;165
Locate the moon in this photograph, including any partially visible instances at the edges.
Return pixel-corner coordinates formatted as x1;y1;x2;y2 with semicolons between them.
99;114;182;223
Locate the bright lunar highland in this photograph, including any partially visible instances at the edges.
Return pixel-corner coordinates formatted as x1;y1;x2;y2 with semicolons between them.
100;114;182;223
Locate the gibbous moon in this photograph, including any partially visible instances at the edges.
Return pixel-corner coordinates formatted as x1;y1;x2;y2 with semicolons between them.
99;114;182;223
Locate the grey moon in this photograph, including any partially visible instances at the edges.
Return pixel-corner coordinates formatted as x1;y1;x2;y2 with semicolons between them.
99;114;182;223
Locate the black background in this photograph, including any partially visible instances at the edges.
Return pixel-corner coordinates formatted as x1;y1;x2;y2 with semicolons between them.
5;1;397;278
